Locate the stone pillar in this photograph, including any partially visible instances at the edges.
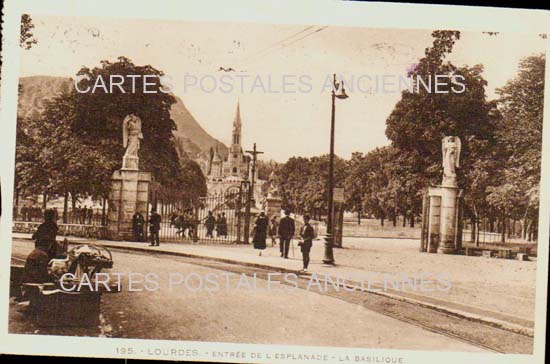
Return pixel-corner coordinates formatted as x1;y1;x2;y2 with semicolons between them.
264;195;282;220
427;187;442;253
108;167;151;240
437;186;458;254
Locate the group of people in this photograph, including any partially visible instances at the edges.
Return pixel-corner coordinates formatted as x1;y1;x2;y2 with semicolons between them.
72;206;95;225
16;205;96;225
252;210;315;272
169;209;196;238
131;208;161;246
15;205;45;222
204;211;228;238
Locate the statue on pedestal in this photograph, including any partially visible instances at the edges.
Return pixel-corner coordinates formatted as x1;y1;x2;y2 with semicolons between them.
266;170;280;199
122;114;143;170
108;114;151;240
442;136;461;187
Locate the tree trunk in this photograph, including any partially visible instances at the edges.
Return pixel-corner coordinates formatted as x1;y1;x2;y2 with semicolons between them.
357;209;361;225
42;191;47;210
501;217;506;243
63;191;68;223
402;213;406;227
102;196;107;226
470;217;476;246
380;216;384;226
476;218;481;245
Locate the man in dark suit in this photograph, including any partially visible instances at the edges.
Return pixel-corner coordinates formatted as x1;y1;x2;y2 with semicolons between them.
278;210;295;259
299;215;315;271
149;208;161;246
132;211;145;242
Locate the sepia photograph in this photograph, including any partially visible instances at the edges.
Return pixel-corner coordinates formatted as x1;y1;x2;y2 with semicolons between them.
0;1;548;363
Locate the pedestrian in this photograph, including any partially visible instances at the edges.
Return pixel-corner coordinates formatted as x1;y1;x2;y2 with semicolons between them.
87;207;93;225
269;216;279;246
149;208;161;246
298;214;315;272
21;205;28;222
205;211;216;238
132;211;145;242
278;210;295;259
216;212;228;237
252;212;269;256
31;209;59;260
81;206;88;224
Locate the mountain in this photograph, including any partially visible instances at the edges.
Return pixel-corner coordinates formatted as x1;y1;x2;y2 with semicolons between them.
170;95;228;159
17;76;228;159
17;76;73;120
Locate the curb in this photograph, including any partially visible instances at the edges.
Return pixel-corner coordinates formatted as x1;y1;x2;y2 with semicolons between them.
14;236;534;337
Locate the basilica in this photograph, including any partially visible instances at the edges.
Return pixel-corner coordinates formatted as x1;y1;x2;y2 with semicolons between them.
197;103;261;197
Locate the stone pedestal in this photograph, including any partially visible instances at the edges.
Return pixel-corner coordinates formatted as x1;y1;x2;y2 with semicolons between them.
264;193;282;220
122;155;139;171
108;167;151;240
424;186;463;254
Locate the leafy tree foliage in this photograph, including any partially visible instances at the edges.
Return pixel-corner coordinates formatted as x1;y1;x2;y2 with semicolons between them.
20;14;38;49
274;32;543;241
15;57;206;212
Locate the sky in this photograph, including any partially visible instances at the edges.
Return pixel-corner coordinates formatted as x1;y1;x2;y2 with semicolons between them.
19;15;546;162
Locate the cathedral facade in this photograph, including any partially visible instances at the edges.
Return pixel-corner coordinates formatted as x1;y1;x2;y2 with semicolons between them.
198;103;253;184
196;102;264;204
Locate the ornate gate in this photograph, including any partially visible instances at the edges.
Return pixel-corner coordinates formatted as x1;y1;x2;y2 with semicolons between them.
151;182;251;244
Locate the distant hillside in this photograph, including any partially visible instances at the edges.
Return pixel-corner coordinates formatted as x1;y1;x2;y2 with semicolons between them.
170;95;228;159
17;76;228;159
17;76;73;120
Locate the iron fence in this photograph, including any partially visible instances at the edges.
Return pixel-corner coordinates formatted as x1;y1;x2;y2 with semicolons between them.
13;205;108;226
154;184;249;244
461;217;537;246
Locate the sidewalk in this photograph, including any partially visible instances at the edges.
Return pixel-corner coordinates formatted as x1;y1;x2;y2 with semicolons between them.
12;233;536;336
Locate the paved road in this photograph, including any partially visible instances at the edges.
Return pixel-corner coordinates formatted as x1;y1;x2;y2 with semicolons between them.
10;240;530;353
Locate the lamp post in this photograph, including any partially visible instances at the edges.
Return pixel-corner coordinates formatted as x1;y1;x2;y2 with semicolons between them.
323;74;348;265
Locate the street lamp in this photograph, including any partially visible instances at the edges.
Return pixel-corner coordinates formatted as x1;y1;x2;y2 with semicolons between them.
323;74;348;265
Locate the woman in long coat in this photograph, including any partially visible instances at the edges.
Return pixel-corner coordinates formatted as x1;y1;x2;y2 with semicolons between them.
252;212;269;255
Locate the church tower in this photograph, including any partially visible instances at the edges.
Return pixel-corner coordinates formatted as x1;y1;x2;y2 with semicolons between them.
227;102;245;177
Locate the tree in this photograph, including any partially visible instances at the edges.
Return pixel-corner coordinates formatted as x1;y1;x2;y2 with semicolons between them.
20;14;38;49
487;54;545;240
73;57;182;191
275;155;345;218
15;57;208;215
344;152;368;224
385;30;499;226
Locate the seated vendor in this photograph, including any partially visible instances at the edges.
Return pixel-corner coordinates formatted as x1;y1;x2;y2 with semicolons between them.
31;209;59;259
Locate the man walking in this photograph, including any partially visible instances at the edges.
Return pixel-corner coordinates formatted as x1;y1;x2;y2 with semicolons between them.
205;211;216;238
149;208;161;246
299;215;315;272
132;211;145;242
278;210;295;259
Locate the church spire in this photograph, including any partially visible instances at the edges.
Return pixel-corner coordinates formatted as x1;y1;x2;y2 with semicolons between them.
233;101;241;127
232;101;242;146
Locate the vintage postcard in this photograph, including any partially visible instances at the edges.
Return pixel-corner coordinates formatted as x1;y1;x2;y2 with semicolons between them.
0;0;549;363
